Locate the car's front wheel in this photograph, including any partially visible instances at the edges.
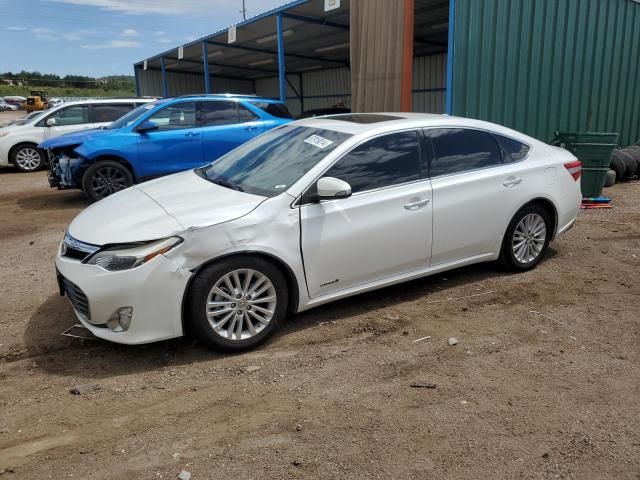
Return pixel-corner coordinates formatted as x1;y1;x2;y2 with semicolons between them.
12;144;44;172
82;160;133;202
186;257;289;352
499;204;551;271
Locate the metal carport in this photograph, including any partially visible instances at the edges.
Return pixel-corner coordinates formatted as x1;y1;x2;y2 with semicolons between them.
134;0;450;116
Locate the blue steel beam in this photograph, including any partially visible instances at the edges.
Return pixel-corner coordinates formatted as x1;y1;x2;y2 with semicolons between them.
202;41;211;94
160;56;169;97
445;0;455;114
276;13;286;103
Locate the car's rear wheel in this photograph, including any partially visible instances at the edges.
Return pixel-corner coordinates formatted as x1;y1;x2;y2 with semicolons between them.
82;160;133;202
186;257;288;352
12;144;44;172
499;204;551;271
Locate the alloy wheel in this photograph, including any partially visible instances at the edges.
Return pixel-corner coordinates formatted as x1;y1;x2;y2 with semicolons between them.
91;166;130;198
512;213;547;264
205;269;277;341
15;147;41;171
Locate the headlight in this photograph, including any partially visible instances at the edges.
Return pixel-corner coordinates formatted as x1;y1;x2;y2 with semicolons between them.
86;237;182;271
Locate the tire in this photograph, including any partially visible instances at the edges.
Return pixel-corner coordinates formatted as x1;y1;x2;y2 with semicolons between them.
11;144;44;172
186;256;289;352
81;160;133;202
604;169;616;188
624;146;640;176
610;153;626;182
498;204;552;272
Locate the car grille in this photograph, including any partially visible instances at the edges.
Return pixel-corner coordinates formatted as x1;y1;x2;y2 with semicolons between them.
60;276;91;320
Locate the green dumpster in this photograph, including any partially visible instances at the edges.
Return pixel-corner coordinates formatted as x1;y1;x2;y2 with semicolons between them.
553;131;619;198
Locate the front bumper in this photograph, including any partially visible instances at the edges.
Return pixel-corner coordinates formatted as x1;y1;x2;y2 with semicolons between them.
55;249;192;344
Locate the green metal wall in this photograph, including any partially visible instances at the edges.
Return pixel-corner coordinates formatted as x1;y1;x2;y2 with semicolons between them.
451;0;640;146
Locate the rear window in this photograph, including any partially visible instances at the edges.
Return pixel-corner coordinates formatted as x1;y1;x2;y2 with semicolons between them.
91;104;134;123
249;101;293;119
494;134;531;163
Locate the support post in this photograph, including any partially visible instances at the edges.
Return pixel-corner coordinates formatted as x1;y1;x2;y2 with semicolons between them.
400;0;415;112
276;13;286;103
133;66;140;96
445;0;456;114
160;56;169;98
202;41;211;94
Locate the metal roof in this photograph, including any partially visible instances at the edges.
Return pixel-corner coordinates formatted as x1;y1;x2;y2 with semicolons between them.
135;0;450;81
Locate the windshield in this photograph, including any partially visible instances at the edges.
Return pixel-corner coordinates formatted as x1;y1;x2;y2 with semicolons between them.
198;125;352;197
106;102;157;130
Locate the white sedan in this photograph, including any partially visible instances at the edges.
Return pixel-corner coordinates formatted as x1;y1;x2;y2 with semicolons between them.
55;113;582;351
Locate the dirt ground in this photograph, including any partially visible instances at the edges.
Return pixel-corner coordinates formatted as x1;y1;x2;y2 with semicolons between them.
0;134;639;478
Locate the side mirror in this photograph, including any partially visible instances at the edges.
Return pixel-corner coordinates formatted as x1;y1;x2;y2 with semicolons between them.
136;120;159;133
46;118;56;127
315;177;352;201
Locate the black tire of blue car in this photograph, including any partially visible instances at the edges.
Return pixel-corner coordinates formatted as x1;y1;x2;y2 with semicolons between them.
186;256;289;352
498;204;552;272
11;143;45;172
81;160;134;202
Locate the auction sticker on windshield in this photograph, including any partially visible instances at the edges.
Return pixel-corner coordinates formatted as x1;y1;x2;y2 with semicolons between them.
304;135;334;149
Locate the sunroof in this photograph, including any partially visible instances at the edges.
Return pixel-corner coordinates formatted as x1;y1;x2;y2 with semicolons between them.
327;114;403;124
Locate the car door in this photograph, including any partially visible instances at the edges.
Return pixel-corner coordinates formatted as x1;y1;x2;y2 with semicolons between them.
300;130;432;298
200;100;264;164
426;127;532;266
136;101;203;178
42;104;91;140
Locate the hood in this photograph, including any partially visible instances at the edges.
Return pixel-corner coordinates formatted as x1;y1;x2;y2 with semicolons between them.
68;170;266;245
39;128;108;149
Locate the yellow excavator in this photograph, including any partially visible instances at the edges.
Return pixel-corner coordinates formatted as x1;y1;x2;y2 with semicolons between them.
25;90;50;112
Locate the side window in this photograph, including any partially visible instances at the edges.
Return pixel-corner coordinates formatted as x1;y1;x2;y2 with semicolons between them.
237;104;258;123
323;131;422;193
147;102;197;131
428;128;502;177
494;134;531;163
201;101;237;126
48;105;89;126
91;104;134;123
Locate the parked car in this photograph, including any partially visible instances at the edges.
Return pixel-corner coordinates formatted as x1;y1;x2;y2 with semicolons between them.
0;98;153;172
42;95;293;201
55;113;582;351
48;98;64;108
3;96;26;109
0;99;18;111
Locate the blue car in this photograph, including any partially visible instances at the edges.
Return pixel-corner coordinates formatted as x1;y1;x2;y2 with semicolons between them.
42;95;293;201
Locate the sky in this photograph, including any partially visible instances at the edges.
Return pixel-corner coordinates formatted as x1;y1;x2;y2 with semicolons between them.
1;0;287;77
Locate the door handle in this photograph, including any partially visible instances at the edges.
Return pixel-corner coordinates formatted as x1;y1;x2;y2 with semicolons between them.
245;125;257;131
184;131;199;137
503;176;522;187
404;198;430;210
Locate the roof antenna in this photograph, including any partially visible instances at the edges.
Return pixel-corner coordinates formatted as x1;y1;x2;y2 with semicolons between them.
241;0;247;20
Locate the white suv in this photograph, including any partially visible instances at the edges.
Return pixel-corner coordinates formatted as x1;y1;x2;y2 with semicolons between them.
0;98;154;172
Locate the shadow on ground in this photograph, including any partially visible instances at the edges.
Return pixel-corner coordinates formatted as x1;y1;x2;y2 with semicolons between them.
16;190;87;211
24;249;556;379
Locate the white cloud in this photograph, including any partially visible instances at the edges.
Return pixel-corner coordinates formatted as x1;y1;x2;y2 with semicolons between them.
157;38;173;44
81;39;141;49
31;27;58;40
121;28;139;37
153;31;165;36
47;0;286;16
6;26;27;31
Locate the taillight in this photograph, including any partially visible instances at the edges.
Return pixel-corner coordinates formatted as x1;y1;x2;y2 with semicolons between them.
564;160;582;181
